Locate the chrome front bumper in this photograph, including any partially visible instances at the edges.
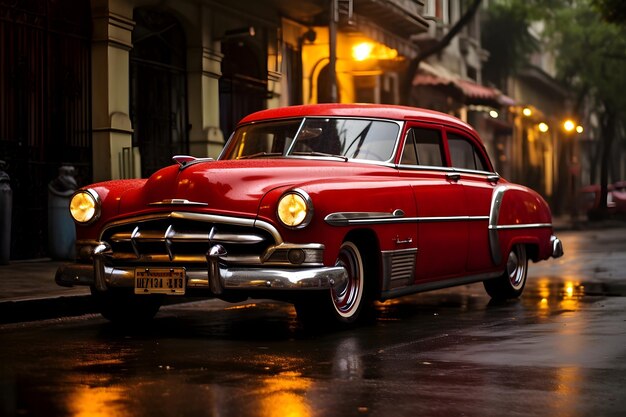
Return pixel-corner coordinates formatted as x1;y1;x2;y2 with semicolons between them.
56;243;348;294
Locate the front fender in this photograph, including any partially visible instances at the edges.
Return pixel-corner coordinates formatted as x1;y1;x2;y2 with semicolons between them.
256;179;417;266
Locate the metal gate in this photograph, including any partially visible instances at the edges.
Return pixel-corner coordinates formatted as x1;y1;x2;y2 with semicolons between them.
0;0;92;259
130;8;189;178
219;37;268;140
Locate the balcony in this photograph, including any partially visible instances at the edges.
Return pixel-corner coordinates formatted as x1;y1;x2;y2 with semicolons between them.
354;0;429;38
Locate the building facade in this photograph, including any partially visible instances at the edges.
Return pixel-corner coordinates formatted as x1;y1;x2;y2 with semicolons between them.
1;0;429;259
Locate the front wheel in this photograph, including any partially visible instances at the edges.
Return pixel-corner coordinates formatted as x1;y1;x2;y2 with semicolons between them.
295;240;373;326
483;244;528;300
90;287;163;325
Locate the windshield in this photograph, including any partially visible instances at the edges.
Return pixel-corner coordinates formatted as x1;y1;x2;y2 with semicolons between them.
220;118;400;162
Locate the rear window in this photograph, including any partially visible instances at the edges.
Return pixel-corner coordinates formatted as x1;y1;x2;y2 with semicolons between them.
447;133;488;171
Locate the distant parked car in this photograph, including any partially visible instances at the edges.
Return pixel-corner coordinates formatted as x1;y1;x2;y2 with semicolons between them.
579;182;626;219
56;104;563;326
613;181;626;213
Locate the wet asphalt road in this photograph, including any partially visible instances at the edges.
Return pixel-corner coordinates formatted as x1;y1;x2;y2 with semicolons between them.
1;227;626;417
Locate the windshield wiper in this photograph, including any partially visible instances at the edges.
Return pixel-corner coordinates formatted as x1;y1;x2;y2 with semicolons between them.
291;151;348;161
237;152;283;160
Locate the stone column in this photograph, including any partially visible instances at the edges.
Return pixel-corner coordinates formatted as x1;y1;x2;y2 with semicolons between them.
186;5;225;159
187;45;224;158
90;1;135;181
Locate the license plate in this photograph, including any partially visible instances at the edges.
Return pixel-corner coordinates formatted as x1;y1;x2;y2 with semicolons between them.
135;268;186;295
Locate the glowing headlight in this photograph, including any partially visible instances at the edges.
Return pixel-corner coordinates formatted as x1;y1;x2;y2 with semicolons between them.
277;190;313;228
69;189;100;224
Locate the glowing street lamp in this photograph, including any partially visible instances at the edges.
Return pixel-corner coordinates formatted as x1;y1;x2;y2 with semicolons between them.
522;107;532;117
563;119;576;132
352;42;374;61
576;125;584;134
538;122;549;133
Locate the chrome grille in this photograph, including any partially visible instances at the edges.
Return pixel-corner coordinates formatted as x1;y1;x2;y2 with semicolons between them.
101;217;274;265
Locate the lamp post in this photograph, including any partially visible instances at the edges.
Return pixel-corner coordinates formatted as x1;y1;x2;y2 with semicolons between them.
563;119;583;221
328;0;338;103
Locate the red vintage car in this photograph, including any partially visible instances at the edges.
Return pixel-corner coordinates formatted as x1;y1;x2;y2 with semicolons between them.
56;104;563;326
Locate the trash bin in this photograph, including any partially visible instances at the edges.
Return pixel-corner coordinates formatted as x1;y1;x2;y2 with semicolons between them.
0;160;11;265
48;165;78;260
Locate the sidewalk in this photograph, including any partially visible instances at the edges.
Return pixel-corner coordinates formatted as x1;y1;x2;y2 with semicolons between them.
0;259;94;324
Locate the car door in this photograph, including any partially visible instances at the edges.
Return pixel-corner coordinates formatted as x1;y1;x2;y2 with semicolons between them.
445;128;498;273
398;123;469;282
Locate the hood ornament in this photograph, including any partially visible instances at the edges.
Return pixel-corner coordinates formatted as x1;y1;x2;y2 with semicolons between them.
173;155;214;169
148;199;208;206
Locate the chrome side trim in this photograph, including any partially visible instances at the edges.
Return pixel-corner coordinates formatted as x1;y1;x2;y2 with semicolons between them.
380;270;502;300
488;185;508;264
325;209;405;226
325;210;489;226
489;223;553;230
416;215;490;223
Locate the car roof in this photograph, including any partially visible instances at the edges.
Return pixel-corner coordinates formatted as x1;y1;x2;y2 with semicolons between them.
238;103;477;134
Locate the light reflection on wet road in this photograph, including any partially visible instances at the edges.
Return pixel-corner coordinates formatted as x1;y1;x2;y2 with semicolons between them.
1;227;625;417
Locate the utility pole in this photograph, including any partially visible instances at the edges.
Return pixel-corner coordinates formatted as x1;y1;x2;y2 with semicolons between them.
328;0;338;103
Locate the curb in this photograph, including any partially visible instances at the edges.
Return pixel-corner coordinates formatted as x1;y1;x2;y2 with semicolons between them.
0;293;205;324
0;295;97;324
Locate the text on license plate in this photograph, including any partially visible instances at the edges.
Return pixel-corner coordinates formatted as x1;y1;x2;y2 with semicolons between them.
135;268;186;295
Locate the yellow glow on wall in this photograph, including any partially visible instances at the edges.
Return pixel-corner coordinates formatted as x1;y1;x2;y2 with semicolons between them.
352;42;375;61
351;41;398;61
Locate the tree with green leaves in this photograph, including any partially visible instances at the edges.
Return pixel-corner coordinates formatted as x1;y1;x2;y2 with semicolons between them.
545;1;626;218
591;0;626;24
482;0;626;218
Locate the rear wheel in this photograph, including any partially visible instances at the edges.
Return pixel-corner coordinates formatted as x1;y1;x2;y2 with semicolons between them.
295;240;373;326
483;244;528;300
90;287;162;324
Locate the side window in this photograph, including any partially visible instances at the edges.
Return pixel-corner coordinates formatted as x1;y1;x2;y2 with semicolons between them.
447;133;488;171
400;128;444;167
400;130;418;165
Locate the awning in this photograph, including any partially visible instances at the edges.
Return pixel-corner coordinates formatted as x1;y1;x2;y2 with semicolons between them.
412;73;456;88
413;62;509;107
456;79;497;102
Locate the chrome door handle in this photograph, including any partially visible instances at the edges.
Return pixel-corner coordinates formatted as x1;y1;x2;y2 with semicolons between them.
487;175;500;184
446;173;461;182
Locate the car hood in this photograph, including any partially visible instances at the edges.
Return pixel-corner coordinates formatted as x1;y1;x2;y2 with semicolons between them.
118;159;388;217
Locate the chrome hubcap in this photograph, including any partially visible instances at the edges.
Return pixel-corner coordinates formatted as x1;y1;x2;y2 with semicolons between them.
332;242;363;318
507;246;527;290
